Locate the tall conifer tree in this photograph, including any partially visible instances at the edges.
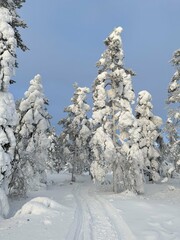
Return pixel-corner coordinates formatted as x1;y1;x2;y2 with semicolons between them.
91;27;143;193
165;49;180;171
9;75;51;195
59;85;91;181
0;0;27;216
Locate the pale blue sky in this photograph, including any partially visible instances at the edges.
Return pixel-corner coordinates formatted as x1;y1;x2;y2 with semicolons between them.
12;0;180;131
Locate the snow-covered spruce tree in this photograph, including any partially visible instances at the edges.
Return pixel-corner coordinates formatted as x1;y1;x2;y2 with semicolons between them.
165;49;180;171
90;71;116;183
9;74;51;195
59;84;91;181
135;90;163;182
90;27;143;193
0;0;27;217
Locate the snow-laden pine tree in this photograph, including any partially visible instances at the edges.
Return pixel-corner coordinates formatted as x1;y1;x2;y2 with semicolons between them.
135;90;163;182
90;27;143;193
9;75;51;195
0;0;27;58
59;84;91;181
0;0;27;217
165;49;180;171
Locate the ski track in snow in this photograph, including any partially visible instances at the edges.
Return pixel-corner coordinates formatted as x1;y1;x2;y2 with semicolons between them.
65;181;136;240
65;185;83;240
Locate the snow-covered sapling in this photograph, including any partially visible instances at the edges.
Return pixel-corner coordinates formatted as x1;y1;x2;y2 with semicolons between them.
135;90;163;182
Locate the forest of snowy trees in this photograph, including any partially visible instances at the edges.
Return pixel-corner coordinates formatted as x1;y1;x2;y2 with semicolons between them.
0;1;179;218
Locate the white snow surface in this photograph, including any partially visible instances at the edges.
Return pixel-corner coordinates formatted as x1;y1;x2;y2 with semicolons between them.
0;172;180;240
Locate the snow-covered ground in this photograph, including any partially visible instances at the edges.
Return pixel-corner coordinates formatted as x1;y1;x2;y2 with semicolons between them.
0;173;180;240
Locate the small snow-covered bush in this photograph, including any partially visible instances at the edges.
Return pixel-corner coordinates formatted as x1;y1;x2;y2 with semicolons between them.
160;160;175;178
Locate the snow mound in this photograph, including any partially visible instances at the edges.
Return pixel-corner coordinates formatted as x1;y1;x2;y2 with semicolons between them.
168;185;176;191
118;190;137;199
15;197;65;216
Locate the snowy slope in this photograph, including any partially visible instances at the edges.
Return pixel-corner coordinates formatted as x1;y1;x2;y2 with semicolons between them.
0;173;180;240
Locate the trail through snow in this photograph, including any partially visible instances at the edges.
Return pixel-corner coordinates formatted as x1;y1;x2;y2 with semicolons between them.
0;173;180;240
66;181;135;240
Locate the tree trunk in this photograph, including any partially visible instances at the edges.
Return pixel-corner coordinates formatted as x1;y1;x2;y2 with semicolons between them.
113;160;125;193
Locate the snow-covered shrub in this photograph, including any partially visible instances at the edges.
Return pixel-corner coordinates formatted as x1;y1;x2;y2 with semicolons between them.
160;160;175;178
